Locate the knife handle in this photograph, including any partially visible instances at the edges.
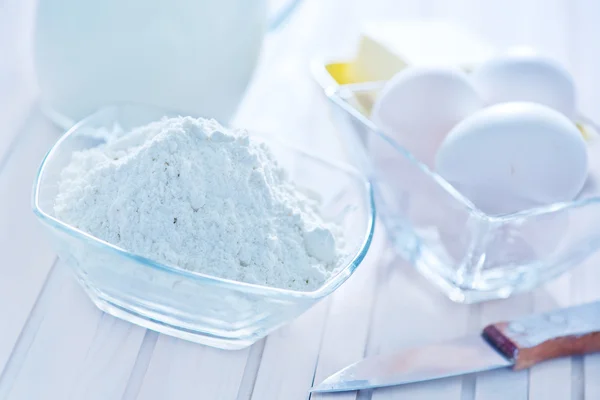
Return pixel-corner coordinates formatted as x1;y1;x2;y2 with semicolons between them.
482;301;600;370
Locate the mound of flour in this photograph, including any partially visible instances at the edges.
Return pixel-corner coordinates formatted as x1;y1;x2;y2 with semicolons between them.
54;117;344;290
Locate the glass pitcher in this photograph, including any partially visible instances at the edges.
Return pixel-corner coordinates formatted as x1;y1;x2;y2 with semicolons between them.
33;0;302;128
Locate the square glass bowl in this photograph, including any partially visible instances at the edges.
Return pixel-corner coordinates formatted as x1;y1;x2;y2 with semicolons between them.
327;81;600;303
32;104;375;350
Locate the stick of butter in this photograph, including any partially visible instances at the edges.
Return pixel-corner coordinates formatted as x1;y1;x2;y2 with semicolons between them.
353;20;496;82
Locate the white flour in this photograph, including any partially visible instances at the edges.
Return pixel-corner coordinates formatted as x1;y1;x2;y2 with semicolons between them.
54;117;343;291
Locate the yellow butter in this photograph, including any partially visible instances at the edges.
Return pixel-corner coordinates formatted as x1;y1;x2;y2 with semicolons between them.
353;20;496;82
324;62;360;85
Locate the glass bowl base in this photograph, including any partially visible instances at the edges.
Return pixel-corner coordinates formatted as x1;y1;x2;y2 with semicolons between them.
414;262;517;304
412;255;575;304
86;290;260;350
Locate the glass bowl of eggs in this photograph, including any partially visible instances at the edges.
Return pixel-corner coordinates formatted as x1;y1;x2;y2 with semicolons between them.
324;52;600;303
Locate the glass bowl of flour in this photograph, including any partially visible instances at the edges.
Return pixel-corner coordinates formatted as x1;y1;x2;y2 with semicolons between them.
32;104;375;350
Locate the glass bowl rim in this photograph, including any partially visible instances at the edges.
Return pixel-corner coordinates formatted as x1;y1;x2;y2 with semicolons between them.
32;104;376;300
327;81;600;223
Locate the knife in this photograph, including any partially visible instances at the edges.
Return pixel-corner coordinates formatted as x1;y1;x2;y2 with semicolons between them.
311;301;600;393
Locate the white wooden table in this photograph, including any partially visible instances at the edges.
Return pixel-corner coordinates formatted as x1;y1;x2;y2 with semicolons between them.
1;0;600;399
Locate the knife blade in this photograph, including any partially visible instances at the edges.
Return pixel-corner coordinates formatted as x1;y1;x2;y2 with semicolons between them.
311;300;600;393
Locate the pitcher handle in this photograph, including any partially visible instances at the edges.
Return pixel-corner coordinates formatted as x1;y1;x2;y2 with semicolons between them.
268;0;304;31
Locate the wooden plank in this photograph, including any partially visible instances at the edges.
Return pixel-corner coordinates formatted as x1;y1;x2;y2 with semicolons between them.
571;258;600;400
0;110;62;375
0;79;36;166
365;251;471;400
585;353;600;400
121;331;160;400
474;296;533;400
310;227;387;400
528;274;573;400
136;336;250;400
235;340;267;400
0;0;37;161
555;3;600;399
0;262;146;400
573;263;600;400
0;257;58;396
250;299;330;400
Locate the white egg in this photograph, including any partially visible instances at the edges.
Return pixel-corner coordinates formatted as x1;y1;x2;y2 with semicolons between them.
471;52;576;119
435;102;588;215
371;67;483;167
